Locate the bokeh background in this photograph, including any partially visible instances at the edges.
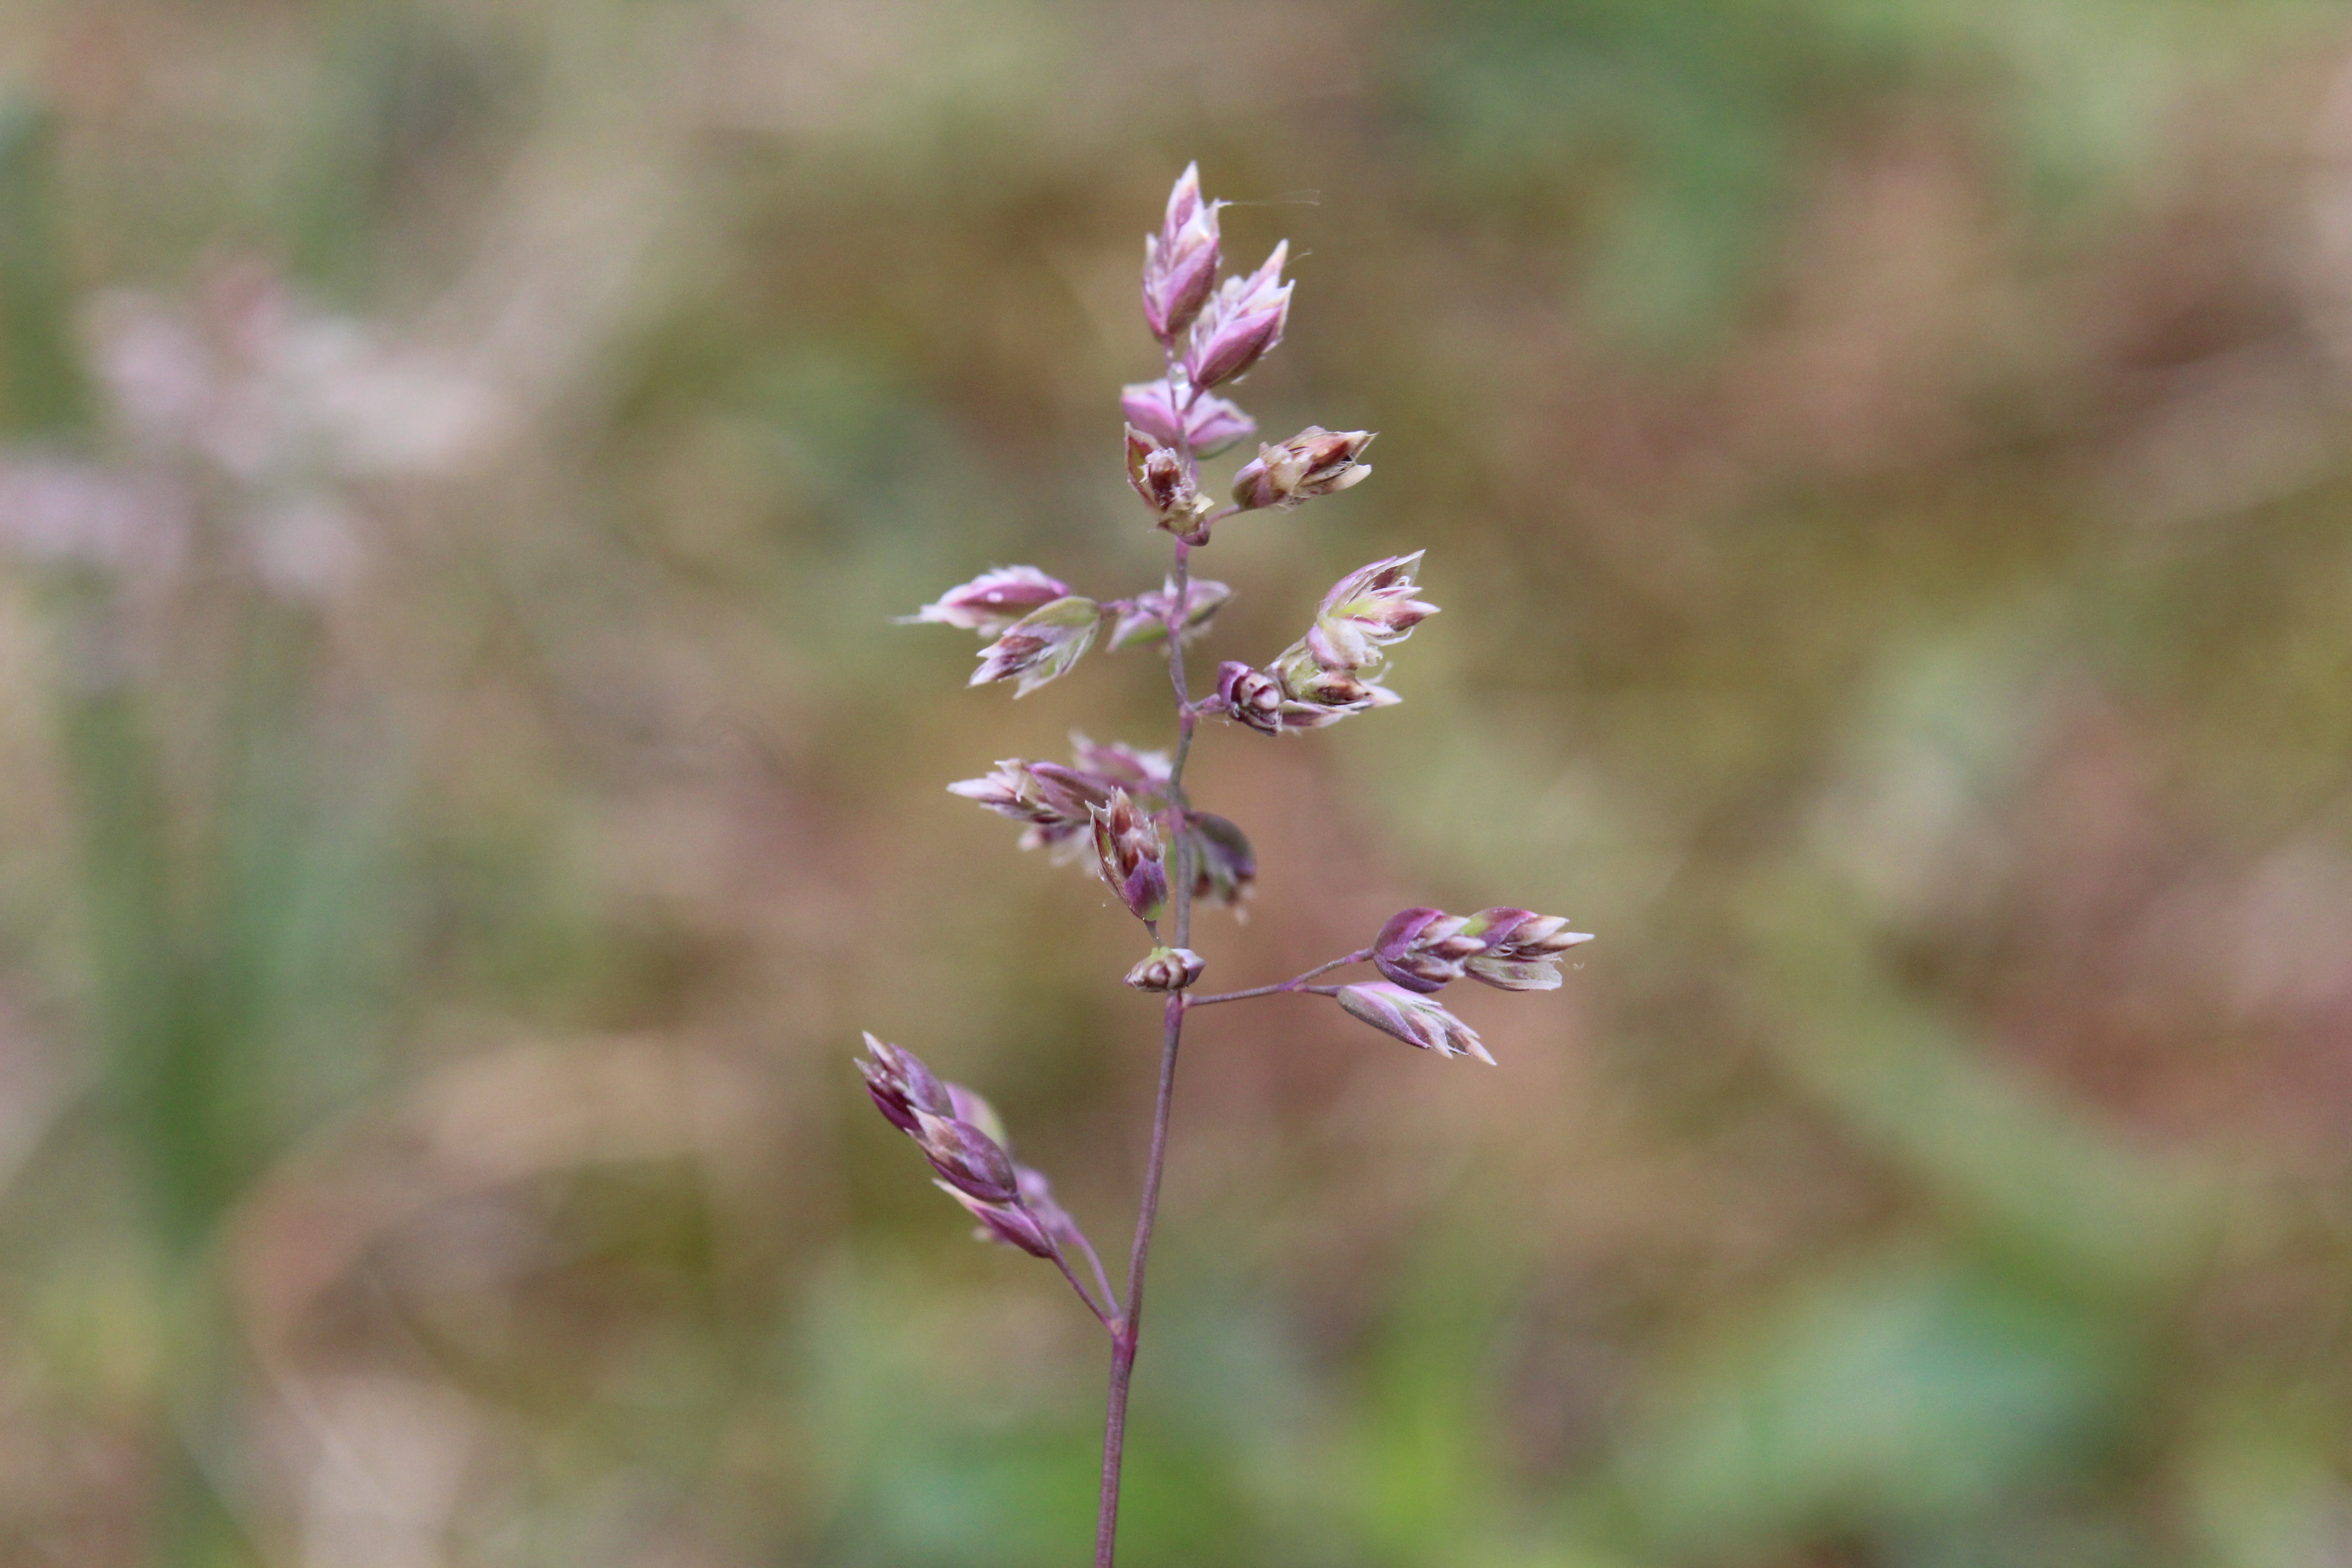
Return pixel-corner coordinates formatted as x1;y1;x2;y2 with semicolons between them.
5;1;2352;1564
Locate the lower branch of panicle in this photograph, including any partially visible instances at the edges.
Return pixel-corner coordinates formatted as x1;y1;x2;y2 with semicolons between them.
1185;949;1375;1007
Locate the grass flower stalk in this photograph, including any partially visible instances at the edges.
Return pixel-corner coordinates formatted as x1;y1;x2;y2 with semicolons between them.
871;163;1592;1564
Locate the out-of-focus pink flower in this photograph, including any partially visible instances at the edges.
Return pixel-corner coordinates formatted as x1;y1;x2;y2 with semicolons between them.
0;265;512;601
87;273;506;484
0;458;186;577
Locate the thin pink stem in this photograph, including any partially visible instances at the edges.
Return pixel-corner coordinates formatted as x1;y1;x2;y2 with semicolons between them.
1070;1229;1117;1324
1095;995;1183;1568
1186;948;1374;1008
1165;580;1197;948
1053;1246;1116;1329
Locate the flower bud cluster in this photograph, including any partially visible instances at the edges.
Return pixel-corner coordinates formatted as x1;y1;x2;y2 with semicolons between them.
1108;576;1231;651
1141;163;1221;345
905;564;1070;635
1325;906;1590;1062
1121;376;1254;457
1068;732;1174;797
1218;647;1399;735
1305;552;1440;669
1215;552;1435;733
1124;946;1205;992
909;566;1106;696
1186;243;1292;392
1231;426;1374;512
1186;810;1256;912
1456;907;1594;990
1334;982;1494;1064
1371;908;1486;991
1372;905;1592;993
950;737;1256;914
970;594;1102;695
1092;789;1169;924
858;1034;1093;1259
1120;167;1376;561
1126;425;1214;539
946;758;1115;853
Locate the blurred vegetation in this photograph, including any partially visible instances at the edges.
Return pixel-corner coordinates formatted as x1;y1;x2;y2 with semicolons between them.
2;1;2352;1565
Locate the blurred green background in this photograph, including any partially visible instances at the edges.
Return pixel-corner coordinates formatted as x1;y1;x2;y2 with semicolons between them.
5;0;2352;1564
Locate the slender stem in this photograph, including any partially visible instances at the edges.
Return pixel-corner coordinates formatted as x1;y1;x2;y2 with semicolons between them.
1053;1247;1116;1330
1164;544;1197;952
1183;984;1290;1007
1097;995;1184;1567
1186;948;1374;1008
1071;1229;1117;1325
